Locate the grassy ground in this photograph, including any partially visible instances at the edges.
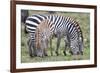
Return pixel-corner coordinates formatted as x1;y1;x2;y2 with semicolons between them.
21;11;90;63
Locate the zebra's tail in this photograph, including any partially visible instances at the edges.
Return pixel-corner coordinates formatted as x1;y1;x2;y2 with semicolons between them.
21;10;29;34
24;17;29;34
21;10;29;24
24;25;28;34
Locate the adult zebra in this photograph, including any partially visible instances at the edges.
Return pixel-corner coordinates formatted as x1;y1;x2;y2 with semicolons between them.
25;14;83;57
34;15;84;57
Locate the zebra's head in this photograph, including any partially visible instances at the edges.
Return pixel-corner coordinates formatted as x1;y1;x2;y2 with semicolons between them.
35;20;50;57
70;40;80;55
70;37;84;55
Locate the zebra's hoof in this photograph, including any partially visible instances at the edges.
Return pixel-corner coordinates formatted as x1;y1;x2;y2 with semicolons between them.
44;54;48;56
30;54;34;57
77;52;80;55
69;51;73;55
55;51;59;56
63;51;67;56
80;51;83;55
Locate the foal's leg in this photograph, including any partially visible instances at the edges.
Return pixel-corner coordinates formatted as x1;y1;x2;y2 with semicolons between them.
44;40;49;56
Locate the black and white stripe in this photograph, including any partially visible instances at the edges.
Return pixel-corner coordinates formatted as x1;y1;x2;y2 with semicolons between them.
48;15;83;55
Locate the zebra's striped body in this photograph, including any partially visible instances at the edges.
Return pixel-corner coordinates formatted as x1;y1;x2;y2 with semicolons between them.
25;14;83;57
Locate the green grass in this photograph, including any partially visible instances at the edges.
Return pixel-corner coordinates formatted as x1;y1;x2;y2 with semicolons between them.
21;11;90;63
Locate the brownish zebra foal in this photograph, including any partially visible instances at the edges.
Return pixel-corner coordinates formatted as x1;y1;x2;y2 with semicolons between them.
35;20;53;57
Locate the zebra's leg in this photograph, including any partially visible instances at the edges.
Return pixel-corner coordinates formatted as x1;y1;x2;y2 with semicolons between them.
27;38;33;57
63;39;68;56
55;35;61;56
50;37;53;56
63;36;70;56
31;40;37;56
27;38;36;57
